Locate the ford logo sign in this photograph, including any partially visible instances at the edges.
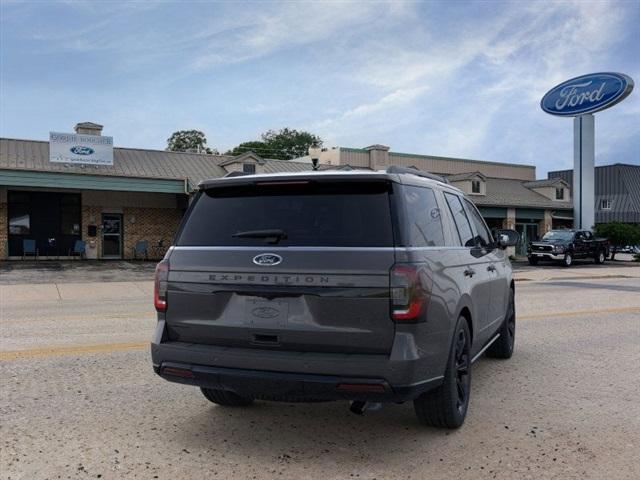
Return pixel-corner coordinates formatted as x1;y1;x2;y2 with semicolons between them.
541;72;634;117
251;307;280;319
253;253;283;266
70;146;95;155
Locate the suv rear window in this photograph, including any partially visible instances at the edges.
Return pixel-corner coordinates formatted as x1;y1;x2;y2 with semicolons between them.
177;181;395;247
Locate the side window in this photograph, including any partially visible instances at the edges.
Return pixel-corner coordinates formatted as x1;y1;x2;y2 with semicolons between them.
402;185;445;247
584;231;593;241
463;199;492;247
444;192;474;247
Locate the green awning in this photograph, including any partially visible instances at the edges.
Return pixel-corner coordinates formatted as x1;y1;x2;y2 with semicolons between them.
479;207;507;218
0;169;186;194
516;208;545;220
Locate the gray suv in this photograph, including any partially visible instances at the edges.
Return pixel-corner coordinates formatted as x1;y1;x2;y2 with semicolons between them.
151;166;519;428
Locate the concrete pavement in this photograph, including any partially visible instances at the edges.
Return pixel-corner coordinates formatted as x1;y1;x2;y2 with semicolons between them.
1;264;639;479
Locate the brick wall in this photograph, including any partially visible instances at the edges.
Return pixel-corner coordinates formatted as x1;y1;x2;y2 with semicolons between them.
122;207;183;260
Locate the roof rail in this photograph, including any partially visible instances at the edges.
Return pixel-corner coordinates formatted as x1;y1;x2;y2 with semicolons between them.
386;165;449;184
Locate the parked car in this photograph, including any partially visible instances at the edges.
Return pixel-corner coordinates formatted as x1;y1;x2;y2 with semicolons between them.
527;230;609;267
151;166;520;429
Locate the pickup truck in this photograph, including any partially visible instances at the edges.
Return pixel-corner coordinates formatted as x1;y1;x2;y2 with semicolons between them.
527;229;609;267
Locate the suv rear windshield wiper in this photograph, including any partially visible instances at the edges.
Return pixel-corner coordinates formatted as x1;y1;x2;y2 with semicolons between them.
231;229;287;244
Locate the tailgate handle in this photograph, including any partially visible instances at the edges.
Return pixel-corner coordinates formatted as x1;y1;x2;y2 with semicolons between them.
252;334;279;345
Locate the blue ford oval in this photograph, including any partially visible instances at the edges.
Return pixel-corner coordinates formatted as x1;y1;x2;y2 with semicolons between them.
70;146;95;155
541;72;634;116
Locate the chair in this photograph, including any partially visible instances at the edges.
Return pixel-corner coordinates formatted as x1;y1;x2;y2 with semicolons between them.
68;240;86;260
22;239;38;261
133;240;149;260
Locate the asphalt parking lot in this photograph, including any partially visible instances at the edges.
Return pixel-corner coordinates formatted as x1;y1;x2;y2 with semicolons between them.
1;261;639;479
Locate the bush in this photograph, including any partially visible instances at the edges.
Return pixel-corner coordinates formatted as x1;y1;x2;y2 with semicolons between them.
594;222;640;260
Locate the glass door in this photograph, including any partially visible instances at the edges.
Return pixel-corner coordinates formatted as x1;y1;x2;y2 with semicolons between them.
515;223;539;256
102;213;123;259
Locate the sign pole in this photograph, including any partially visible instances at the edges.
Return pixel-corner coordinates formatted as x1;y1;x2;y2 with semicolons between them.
573;114;595;229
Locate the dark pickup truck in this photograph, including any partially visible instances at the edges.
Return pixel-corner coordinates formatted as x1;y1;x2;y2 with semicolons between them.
527;230;609;267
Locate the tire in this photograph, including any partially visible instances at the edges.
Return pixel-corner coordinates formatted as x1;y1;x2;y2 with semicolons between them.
594;250;606;265
527;256;538;266
414;317;471;429
201;388;254;407
487;288;515;359
562;253;573;267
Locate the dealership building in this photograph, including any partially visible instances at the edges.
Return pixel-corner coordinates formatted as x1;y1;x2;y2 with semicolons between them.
0;122;593;260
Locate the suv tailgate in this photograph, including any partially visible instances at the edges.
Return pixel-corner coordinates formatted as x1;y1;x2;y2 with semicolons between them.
164;179;397;354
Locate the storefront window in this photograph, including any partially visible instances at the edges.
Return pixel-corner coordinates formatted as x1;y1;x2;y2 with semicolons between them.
9;207;30;234
8;193;30;234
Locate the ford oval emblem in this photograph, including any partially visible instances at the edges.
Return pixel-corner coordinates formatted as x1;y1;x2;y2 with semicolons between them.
253;253;283;266
70;146;95;155
252;307;279;319
541;72;634;117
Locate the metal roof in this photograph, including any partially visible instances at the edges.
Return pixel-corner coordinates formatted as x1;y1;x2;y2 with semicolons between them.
474;177;573;210
523;178;568;188
0;137;228;191
549;164;640;222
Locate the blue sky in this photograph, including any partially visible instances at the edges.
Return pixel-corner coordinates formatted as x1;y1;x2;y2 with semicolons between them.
1;0;638;177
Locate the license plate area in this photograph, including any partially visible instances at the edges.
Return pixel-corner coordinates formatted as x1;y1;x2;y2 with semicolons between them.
245;298;289;327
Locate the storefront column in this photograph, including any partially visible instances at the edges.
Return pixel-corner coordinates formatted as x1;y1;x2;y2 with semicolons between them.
539;210;553;237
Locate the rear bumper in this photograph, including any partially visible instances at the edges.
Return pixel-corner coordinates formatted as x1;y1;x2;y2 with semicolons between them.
153;361;441;402
151;323;446;402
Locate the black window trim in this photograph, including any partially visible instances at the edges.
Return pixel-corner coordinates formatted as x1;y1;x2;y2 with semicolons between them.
443;192;474;247
462;197;494;246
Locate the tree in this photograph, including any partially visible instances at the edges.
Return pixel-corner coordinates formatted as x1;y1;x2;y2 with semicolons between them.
226;128;322;160
225;141;269;157
594;222;640;260
166;130;217;154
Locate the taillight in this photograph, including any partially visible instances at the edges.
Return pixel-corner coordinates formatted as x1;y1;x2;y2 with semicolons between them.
154;260;169;312
390;264;430;322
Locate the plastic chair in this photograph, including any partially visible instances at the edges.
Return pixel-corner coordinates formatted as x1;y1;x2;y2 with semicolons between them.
22;239;38;261
133;240;149;260
68;240;86;260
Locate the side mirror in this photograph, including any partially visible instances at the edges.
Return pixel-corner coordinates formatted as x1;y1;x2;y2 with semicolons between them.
495;229;520;248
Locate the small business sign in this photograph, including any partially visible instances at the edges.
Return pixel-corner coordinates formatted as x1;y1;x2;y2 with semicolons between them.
541;72;634;117
49;132;114;165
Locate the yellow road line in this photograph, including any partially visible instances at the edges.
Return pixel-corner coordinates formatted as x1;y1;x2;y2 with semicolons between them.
0;342;147;361
519;306;640;320
2;306;639;361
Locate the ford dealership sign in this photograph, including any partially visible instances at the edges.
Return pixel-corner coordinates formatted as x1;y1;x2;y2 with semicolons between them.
49;132;114;165
541;72;634;116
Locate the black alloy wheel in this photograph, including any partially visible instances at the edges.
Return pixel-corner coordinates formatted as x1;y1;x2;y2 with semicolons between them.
413;317;471;428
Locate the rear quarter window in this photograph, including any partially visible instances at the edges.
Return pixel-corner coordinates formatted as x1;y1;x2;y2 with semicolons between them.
401;185;445;247
177;181;395;247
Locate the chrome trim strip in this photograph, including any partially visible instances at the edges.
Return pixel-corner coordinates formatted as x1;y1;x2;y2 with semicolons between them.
169;246;467;252
471;333;501;363
171;246;397;252
397;375;445;388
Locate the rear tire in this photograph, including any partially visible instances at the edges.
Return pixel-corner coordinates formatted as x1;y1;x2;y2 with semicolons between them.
595;250;606;264
562;253;573;267
414;317;471;429
201;388;254;407
487;289;515;359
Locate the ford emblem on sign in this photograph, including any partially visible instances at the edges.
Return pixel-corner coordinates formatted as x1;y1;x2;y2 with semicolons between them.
541;72;634;116
253;253;283;266
70;146;95;155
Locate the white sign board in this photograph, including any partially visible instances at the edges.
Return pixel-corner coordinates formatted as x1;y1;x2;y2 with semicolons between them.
49;132;114;166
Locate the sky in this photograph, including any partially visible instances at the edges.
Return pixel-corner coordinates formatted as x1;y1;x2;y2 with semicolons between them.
1;0;638;177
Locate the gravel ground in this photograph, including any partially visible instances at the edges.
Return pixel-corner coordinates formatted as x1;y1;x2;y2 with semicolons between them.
1;268;639;479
